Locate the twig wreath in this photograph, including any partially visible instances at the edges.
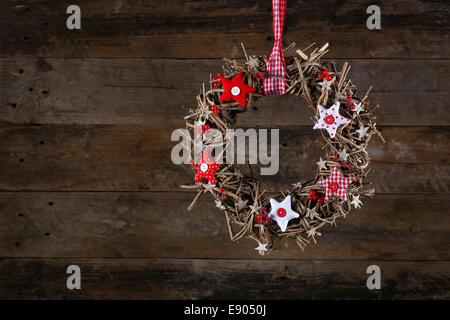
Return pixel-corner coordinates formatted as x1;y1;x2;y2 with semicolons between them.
181;41;384;255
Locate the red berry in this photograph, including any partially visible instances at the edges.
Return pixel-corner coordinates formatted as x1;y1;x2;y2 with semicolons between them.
219;187;224;192
348;164;354;169
263;213;268;218
221;194;227;200
213;82;219;88
214;109;220;114
313;195;318;200
204;124;210;131
318;73;324;79
346;96;352;102
334;157;339;161
261;207;266;212
268;219;273;224
318;198;324;204
212;77;217;81
257;214;262;219
325;75;332;81
351;104;355;110
258;72;264;79
341;161;347;166
217;72;223;78
323;69;330;75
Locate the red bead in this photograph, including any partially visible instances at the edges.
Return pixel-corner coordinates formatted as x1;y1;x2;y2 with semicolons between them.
221;194;227;200
318;73;324;79
213;82;219;88
341;161;347;166
217;72;223;78
318;198;324;204
214;109;220;114
263;213;268;218
212;77;217;81
325;75;332;81
219;187;224;192
323;69;329;75
261;207;266;212
348;164;354;169
204;124;210;130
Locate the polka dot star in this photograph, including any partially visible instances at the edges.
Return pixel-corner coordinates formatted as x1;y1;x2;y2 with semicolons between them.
218;71;256;108
193;148;221;185
318;167;354;202
268;195;300;232
313;102;350;139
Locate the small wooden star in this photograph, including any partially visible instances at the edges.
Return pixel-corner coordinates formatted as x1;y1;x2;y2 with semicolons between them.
319;79;332;91
351;194;363;208
246;56;260;70
236;199;248;210
218;71;256;107
353;102;364;114
356;125;369;138
316;157;328;170
338;149;349;161
215;200;226;210
254;242;268;255
249;204;259;214
202;182;216;194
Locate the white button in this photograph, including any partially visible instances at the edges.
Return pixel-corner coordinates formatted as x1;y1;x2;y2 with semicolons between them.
231;86;240;96
200;163;209;172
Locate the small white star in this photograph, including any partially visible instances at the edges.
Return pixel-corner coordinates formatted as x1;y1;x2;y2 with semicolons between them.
249;204;259;214
215;200;226;210
236;199;248;210
338;149;349;161
255;242;268;255
268;195;300;232
319;79;332;91
233;169;244;178
306;227;321;238
292;182;303;188
356;125;369;139
316;157;328;170
353;102;364;114
313;102;350;139
351;195;363;209
202;182;216;194
200;107;212;119
246;56;260;70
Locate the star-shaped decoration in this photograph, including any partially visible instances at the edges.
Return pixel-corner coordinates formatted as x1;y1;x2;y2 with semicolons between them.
319;79;332;91
202;182;216;194
254;242;268;255
268;195;300;232
356;125;369;139
199;107;212;119
351;194;363;209
316;157;328;170
246;56;260;70
249;204;259;214
292;182;303;189
193;148;221;184
313;102;350;138
306;227;321;238
305;207;318;220
218;71;256;107
318;167;354;202
236;199;248;210
215;200;226;210
353;102;364;114
338;149;349;161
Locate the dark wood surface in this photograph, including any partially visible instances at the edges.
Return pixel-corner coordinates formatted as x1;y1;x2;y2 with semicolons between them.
0;0;449;300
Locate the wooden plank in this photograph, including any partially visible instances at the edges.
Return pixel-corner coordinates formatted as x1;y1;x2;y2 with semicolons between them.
0;258;448;299
0;124;448;193
1;192;448;260
1;58;449;126
1;0;449;58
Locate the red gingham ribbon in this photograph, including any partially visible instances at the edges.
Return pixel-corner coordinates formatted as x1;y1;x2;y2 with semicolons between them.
263;0;287;95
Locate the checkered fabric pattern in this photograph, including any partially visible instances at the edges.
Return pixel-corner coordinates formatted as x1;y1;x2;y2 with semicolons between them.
263;0;287;95
318;167;354;202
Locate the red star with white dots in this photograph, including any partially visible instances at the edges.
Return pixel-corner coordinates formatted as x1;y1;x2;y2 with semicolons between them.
218;71;256;107
318;167;354;202
193;148;221;184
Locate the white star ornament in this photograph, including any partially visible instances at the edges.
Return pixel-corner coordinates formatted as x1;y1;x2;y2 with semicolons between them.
313;102;350;139
268;195;300;232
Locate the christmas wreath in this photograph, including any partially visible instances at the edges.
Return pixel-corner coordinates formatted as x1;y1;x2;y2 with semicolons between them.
181;1;383;255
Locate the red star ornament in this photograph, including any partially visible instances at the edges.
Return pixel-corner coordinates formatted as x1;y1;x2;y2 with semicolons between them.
218;71;256;107
318;167;354;202
193;148;221;184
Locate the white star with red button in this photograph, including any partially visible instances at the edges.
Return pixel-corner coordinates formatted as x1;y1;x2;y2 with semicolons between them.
318;167;354;202
313;102;350;138
268;195;300;232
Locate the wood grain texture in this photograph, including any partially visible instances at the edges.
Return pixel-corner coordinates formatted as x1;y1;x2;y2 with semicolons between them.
1;192;448;260
0;123;448;193
1;0;449;58
0;258;448;299
1;58;449;126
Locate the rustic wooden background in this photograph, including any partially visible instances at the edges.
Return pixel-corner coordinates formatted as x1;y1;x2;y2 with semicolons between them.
0;0;449;299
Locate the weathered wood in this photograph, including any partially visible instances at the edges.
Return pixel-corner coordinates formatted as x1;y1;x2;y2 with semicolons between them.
1;0;449;58
0;124;448;193
0;258;448;299
1;58;449;125
1;192;448;260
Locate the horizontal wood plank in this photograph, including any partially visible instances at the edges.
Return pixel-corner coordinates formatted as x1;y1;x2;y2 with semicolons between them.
1;192;448;260
1;58;449;126
0;124;448;193
1;0;449;58
0;258;448;299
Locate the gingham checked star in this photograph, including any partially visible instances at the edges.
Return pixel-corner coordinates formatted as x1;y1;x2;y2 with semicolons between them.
218;71;256;108
268;195;300;232
193;148;221;185
313;102;350;138
318;167;354;202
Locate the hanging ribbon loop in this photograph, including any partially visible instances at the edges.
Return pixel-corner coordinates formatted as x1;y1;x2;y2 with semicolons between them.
263;0;287;95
